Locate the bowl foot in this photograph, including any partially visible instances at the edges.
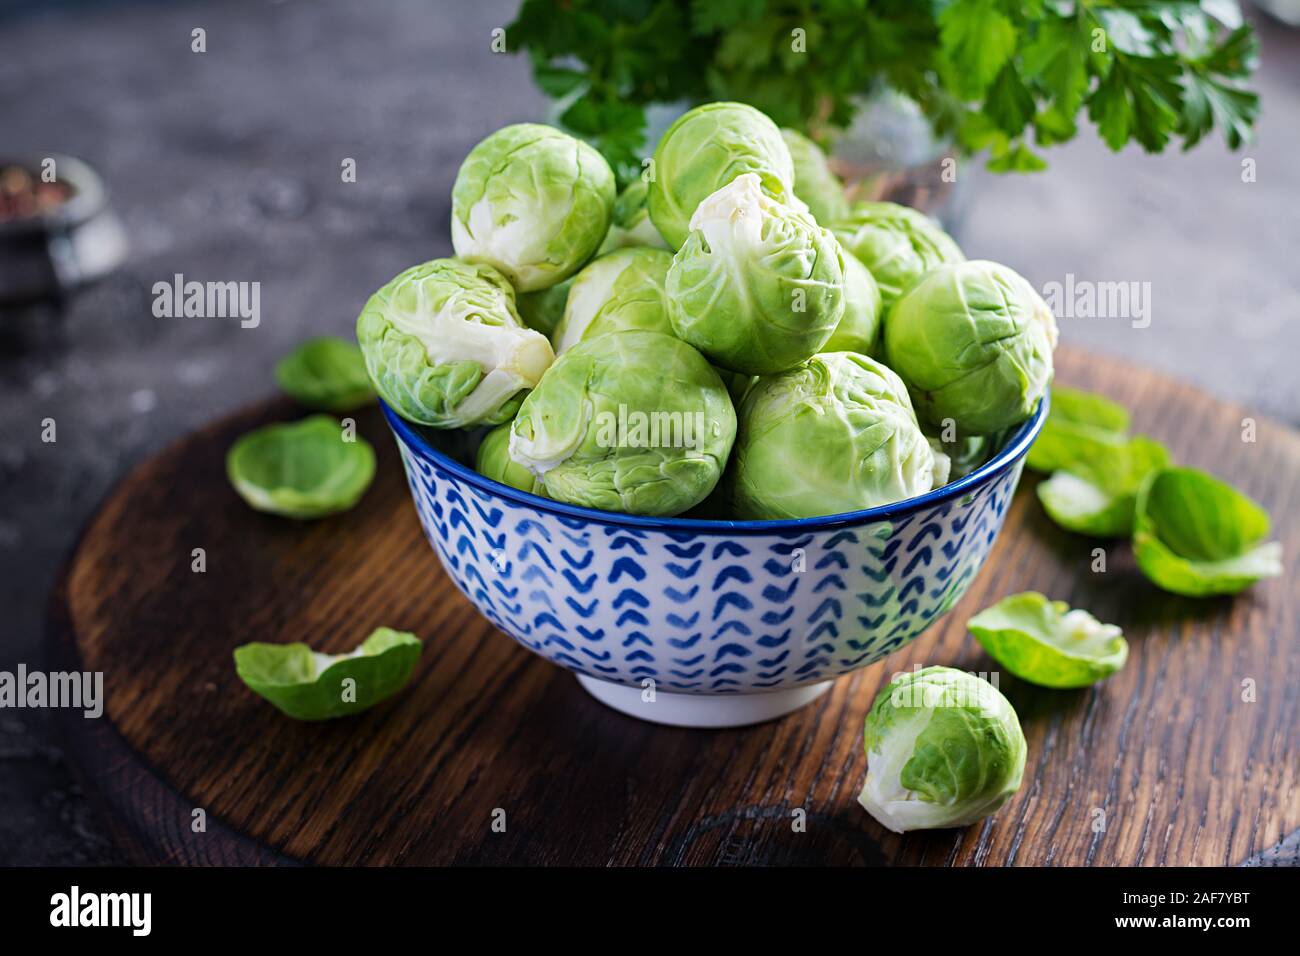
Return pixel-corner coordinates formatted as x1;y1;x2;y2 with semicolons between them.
575;676;832;728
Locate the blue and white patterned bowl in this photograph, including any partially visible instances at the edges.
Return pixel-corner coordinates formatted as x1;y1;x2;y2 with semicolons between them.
384;396;1047;727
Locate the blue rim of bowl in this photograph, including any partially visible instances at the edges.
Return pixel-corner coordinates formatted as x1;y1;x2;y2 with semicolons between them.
382;390;1049;536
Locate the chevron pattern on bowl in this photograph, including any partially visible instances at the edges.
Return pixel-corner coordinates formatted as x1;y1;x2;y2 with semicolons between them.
385;395;1044;718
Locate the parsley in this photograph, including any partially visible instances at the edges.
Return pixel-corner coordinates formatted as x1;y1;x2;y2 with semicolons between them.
506;0;1259;181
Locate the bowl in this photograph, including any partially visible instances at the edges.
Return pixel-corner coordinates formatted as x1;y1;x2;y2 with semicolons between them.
383;395;1048;728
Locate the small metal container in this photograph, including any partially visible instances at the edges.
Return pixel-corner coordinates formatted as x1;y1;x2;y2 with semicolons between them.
0;153;128;306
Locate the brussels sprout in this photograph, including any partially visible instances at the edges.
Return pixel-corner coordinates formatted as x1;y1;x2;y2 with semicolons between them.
1026;385;1131;474
597;178;672;255
1037;435;1169;537
551;248;675;354
886;260;1058;435
968;592;1128;689
926;438;953;488
730;352;938;520
356;258;554;429
831;201;965;311
234;627;421;720
781;128;849;224
451;123;615;291
226;415;375;519
859;666;1026;833
516;278;572;337
926;431;996;482
476;422;543;495
1134;467;1283;596
509;330;736;516
820;253;882;355
667;174;845;375
647;101;796;250
274;337;374;412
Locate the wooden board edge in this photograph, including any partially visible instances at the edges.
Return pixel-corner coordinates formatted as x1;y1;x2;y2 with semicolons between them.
46;541;302;866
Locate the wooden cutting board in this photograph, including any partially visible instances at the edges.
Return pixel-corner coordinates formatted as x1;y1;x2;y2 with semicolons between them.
48;346;1300;866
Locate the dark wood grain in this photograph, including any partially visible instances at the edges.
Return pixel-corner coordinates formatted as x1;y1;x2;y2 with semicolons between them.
48;346;1300;866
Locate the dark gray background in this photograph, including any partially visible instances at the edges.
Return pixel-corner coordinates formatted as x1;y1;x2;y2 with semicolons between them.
1;0;1297;864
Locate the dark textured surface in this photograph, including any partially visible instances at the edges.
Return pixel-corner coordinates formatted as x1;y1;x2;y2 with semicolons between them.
1;0;1297;865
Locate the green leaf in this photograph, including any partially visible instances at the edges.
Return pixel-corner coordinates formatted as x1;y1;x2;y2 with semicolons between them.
986;141;1048;173
984;63;1037;136
968;592;1127;689
690;0;766;34
533;66;588;99
1091;9;1156;57
234;628;422;720
1025;386;1131;474
939;0;1017;98
275;337;374;412
1134;467;1283;596
1088;66;1133;150
1036;436;1169;536
226;415;376;519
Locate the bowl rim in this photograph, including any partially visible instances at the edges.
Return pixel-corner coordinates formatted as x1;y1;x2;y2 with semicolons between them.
383;389;1049;537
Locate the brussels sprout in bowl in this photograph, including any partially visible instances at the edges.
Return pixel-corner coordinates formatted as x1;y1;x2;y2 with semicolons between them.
381;389;1048;728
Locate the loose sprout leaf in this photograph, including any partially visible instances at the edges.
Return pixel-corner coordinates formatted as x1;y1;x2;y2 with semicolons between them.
234;628;422;720
968;591;1128;689
1134;467;1283;596
1025;385;1130;473
1036;435;1170;536
226;415;376;519
274;337;374;412
1037;471;1134;537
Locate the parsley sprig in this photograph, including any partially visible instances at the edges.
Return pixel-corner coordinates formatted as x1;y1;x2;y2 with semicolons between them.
506;0;1259;181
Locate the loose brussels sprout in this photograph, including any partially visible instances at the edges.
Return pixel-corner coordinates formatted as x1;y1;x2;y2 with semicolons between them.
551;248;675;354
1134;467;1283;596
516;278;572;337
1025;386;1130;473
886;260;1058;435
226;415;375;519
356;258;554;429
597;178;671;255
451;123;615;291
859;666;1026;833
648;101;796;250
831;201;964;311
820;253;882;356
274;337;374;412
968;592;1128;688
476;422;543;495
730;352;938;520
234;627;421;720
509;330;736;516
781;128;849;225
667;174;845;375
1037;435;1169;537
